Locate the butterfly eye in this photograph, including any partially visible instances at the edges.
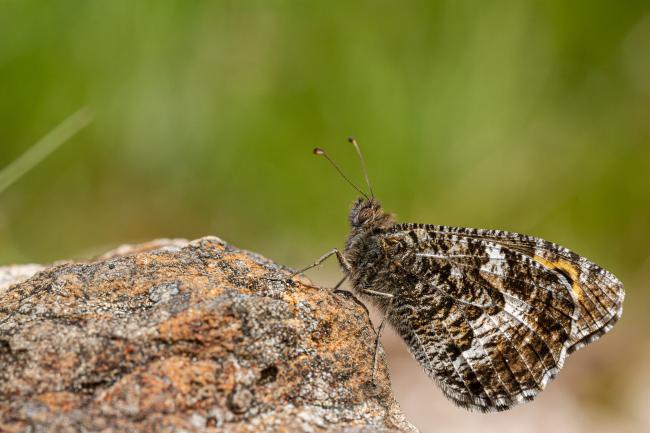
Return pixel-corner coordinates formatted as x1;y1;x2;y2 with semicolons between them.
359;208;373;223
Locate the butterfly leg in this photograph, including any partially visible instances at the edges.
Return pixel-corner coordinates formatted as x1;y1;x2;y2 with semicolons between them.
362;289;393;298
332;275;347;290
263;250;350;286
290;248;351;278
371;314;388;385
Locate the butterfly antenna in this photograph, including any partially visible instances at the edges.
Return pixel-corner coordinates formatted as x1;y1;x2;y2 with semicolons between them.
347;136;374;199
313;147;369;200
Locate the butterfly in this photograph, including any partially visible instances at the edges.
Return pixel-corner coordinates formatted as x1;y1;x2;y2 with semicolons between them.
295;138;624;412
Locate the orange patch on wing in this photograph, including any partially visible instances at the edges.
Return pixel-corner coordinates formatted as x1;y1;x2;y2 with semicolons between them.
533;255;584;300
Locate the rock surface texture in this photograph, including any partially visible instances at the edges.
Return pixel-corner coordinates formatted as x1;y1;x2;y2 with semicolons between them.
0;237;418;433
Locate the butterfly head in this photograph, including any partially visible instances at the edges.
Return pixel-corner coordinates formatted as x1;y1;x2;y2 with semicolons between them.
349;197;394;230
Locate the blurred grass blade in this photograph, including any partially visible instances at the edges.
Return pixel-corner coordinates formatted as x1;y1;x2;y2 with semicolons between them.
0;107;94;194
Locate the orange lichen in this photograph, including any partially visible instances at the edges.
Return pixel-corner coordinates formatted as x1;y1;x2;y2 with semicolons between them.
35;392;78;412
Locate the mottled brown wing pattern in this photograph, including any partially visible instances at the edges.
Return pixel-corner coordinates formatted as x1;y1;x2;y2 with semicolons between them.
380;223;624;412
421;224;625;353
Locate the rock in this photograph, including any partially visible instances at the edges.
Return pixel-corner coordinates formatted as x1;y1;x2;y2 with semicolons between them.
0;237;418;433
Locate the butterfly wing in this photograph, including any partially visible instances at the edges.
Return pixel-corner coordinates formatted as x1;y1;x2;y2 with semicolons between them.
418;225;625;352
378;224;624;412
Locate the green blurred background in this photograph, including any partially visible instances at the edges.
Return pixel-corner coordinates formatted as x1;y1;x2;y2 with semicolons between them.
1;1;649;432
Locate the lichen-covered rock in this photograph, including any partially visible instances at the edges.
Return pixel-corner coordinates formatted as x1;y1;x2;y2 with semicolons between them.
0;237;418;433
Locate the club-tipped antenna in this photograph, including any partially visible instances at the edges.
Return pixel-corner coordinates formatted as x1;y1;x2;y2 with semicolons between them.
313;147;369;200
347;136;374;198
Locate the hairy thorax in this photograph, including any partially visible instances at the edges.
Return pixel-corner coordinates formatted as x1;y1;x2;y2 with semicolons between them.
343;198;396;312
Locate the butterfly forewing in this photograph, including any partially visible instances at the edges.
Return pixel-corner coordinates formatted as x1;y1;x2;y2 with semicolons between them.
414;224;625;352
378;223;624;411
